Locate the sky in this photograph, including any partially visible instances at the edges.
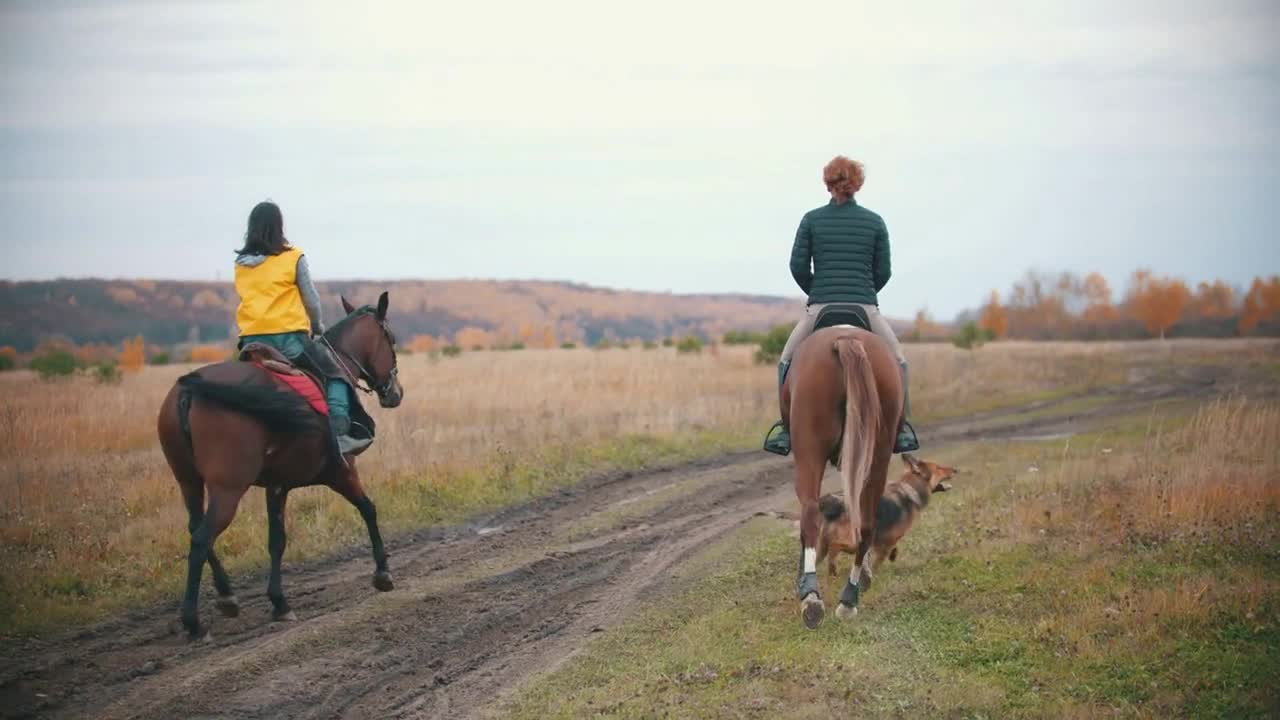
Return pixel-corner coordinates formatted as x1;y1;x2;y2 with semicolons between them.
1;0;1278;318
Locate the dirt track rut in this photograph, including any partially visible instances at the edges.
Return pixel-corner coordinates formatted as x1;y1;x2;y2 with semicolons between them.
0;361;1252;719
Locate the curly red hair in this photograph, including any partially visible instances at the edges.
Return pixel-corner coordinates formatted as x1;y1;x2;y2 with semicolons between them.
823;156;864;204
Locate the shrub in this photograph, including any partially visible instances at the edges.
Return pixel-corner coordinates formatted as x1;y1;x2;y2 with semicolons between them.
560;342;577;350
0;346;16;372
643;341;658;350
676;336;704;354
30;350;78;379
723;330;764;345
92;361;121;384
441;345;463;358
951;321;995;350
149;352;171;366
753;324;791;365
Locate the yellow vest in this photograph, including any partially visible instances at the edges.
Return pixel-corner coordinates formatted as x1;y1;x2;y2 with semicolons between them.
234;247;312;336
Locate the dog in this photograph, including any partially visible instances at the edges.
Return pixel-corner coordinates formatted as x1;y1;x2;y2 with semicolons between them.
816;454;960;586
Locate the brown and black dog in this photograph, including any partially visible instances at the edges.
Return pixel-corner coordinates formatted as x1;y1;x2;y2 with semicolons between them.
816;454;959;586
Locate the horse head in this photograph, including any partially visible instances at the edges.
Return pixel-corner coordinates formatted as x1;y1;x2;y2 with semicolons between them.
335;291;403;408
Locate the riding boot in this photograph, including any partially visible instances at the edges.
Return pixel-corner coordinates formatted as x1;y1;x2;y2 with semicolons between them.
895;362;920;453
763;361;792;455
328;380;372;456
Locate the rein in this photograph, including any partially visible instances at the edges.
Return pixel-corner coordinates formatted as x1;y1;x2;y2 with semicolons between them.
320;311;397;398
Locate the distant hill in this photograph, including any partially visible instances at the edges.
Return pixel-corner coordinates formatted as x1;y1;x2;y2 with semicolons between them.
0;278;830;351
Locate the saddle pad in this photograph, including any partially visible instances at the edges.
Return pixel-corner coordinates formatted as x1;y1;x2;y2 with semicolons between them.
257;362;329;416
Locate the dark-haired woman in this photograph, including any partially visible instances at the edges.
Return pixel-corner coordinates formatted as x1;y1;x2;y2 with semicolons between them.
233;201;368;454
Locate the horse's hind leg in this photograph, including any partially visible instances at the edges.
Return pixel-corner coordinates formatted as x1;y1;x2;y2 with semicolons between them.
328;463;393;592
793;454;826;630
177;474;239;618
266;487;296;621
180;484;245;639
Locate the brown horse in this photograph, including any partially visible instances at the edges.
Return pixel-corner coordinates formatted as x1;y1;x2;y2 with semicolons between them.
783;325;902;629
157;292;403;638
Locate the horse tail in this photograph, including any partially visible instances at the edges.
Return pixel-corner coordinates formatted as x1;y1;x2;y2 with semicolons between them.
833;336;881;545
177;372;321;434
176;383;194;448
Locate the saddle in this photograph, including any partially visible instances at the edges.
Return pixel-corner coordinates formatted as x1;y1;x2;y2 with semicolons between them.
813;304;872;333
239;343;329;416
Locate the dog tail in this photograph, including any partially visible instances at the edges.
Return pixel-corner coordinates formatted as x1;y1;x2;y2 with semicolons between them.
818;494;847;522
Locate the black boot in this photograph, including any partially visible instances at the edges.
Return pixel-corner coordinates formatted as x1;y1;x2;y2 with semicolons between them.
894;362;920;453
763;361;792;455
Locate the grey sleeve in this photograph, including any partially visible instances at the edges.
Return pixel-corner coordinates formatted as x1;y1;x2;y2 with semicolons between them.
295;255;324;335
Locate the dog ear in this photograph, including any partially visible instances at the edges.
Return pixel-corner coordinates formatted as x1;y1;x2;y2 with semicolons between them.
902;454;926;477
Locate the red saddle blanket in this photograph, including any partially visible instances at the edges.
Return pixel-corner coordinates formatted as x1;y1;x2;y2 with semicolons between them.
256;363;329;416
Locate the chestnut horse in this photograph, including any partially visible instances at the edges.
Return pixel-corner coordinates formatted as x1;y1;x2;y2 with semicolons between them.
783;325;902;629
157;293;403;638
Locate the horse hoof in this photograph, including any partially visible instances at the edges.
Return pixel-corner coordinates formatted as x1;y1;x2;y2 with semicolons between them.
800;595;825;630
215;595;240;618
373;571;395;592
273;610;298;623
836;603;858;621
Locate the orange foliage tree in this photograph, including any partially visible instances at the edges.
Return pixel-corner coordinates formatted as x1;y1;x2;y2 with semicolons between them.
1192;280;1235;319
408;335;438;353
1080;272;1119;325
455;326;494;350
978;290;1008;339
1239;276;1280;334
119;335;146;372
189;345;232;363
1126;270;1191;339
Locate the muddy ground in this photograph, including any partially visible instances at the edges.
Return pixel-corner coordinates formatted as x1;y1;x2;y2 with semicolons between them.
0;361;1264;719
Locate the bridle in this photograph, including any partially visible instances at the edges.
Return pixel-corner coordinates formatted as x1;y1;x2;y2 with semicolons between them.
320;314;398;399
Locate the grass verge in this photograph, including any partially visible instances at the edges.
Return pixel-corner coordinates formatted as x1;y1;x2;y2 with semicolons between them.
505;398;1280;719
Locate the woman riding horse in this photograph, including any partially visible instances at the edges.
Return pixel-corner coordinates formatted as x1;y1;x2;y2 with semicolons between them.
234;201;369;455
764;156;919;455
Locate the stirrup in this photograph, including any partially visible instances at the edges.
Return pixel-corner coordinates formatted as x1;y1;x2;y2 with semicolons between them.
894;421;920;454
763;420;791;456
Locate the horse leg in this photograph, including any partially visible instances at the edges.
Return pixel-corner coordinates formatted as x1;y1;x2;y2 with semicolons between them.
176;475;239;619
266;486;297;621
180;485;244;639
329;463;393;592
794;454;826;630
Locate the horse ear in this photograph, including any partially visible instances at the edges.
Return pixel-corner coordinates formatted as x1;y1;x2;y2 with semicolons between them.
341;296;357;315
376;291;389;320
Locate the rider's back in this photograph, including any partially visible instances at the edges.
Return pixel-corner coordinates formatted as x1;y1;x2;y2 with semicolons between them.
791;199;890;307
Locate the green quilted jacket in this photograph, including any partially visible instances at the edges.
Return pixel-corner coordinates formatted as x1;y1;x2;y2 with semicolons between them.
789;198;891;306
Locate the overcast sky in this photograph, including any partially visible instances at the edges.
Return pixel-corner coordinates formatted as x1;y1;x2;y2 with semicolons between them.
2;0;1277;317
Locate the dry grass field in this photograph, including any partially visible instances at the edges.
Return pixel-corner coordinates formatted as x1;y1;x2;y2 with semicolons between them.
507;370;1280;718
0;339;1274;639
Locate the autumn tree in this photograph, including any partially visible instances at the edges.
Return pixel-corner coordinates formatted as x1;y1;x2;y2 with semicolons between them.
540;326;557;350
1080;272;1119;325
977;290;1008;339
1191;280;1235;319
119;335;146;372
1126;270;1191;339
409;335;437;353
189;345;232;363
1239;276;1280;334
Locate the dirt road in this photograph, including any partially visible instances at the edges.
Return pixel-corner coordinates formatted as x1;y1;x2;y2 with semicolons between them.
0;362;1252;719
